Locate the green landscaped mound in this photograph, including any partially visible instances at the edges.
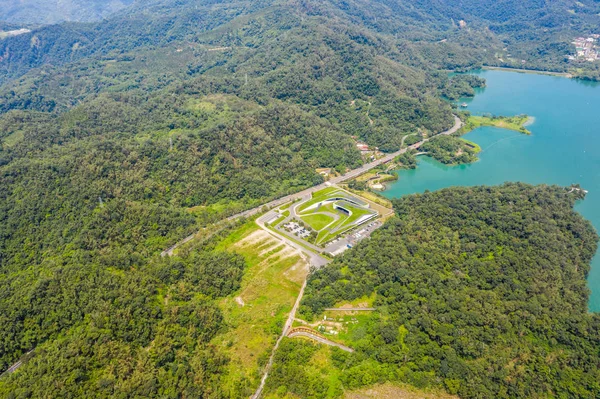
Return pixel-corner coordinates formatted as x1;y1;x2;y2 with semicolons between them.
314;203;375;245
295;188;378;245
296;187;353;213
300;213;335;231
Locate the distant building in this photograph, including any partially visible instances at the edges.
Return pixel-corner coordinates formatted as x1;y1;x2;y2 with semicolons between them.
356;143;369;151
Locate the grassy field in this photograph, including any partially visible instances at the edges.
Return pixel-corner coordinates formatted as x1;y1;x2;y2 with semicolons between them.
296;186;339;213
316;204;375;244
344;383;459;399
331;292;377;308
461;115;531;135
211;221;308;397
300;213;335;230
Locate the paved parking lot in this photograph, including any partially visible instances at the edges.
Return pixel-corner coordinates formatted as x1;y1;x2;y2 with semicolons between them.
323;220;383;256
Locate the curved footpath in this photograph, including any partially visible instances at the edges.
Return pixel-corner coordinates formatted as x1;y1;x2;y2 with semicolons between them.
162;116;463;257
287;328;354;353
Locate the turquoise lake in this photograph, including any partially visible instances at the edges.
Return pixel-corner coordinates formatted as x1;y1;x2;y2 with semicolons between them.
383;70;600;312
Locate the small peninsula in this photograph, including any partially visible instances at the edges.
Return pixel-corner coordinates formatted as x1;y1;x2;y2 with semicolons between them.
460;114;532;135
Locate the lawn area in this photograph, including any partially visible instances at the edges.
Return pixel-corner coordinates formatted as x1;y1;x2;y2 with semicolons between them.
296;186;340;213
331;292;377;308
300;213;335;231
316;205;375;244
267;214;286;227
212;221;308;397
278;200;295;211
462;114;531;135
354;172;377;182
326;313;375;347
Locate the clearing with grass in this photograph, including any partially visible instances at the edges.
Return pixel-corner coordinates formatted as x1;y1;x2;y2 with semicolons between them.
461;114;532;135
211;221;309;396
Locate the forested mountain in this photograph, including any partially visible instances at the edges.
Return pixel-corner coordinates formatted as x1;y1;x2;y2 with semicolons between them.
1;0;599;88
0;0;134;24
1;0;599;397
290;184;600;398
0;1;464;395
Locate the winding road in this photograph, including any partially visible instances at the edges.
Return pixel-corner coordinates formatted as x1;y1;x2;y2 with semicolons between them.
247;116;463;399
162;116;463;257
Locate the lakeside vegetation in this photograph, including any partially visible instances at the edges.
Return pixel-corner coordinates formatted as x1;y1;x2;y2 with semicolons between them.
442;75;486;100
268;183;600;398
418;136;481;165
394;151;418;170
460;114;532;135
0;0;599;397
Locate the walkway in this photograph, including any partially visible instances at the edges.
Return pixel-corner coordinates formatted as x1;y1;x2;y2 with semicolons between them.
287;327;354;353
250;280;309;399
1;350;34;378
256;210;329;267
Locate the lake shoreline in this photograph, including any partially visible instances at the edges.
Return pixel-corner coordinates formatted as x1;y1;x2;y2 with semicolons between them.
383;69;600;312
482;65;572;78
459;115;532;135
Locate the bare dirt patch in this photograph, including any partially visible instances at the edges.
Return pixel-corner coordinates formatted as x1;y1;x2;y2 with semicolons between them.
344;383;458;399
234;229;273;248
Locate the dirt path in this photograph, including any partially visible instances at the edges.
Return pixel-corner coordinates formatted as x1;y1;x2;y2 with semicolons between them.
251;279;308;399
287;328;354;353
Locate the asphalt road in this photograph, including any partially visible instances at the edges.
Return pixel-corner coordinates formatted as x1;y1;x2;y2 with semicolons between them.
256;211;330;268
229;115;462;220
163;116;463;256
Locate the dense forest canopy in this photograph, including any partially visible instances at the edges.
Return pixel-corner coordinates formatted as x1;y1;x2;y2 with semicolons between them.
292;184;600;398
0;0;135;25
1;0;599;86
1;0;600;397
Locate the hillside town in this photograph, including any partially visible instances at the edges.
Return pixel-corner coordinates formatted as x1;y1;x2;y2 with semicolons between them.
569;35;600;62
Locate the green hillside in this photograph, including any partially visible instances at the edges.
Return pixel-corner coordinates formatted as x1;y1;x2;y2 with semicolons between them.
293;184;600;398
0;0;134;24
0;0;599;397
